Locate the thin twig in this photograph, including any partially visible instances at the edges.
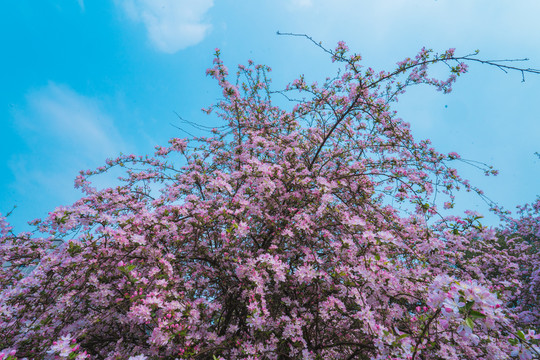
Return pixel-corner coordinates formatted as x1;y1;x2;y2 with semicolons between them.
277;31;336;58
5;205;17;217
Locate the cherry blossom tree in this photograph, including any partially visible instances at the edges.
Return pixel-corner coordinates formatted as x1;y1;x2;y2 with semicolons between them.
1;36;539;359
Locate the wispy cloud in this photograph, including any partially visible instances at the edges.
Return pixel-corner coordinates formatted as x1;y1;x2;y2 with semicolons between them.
77;0;85;11
9;83;129;205
118;0;214;53
19;83;126;162
289;0;313;8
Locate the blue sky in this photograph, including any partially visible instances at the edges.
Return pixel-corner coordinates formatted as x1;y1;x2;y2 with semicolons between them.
1;0;539;232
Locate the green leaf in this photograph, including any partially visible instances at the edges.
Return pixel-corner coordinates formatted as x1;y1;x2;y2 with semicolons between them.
517;330;526;340
464;300;474;311
465;317;474;329
68;242;82;256
469;310;486;319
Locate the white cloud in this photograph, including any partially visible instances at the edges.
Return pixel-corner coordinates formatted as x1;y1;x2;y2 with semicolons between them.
118;0;214;53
